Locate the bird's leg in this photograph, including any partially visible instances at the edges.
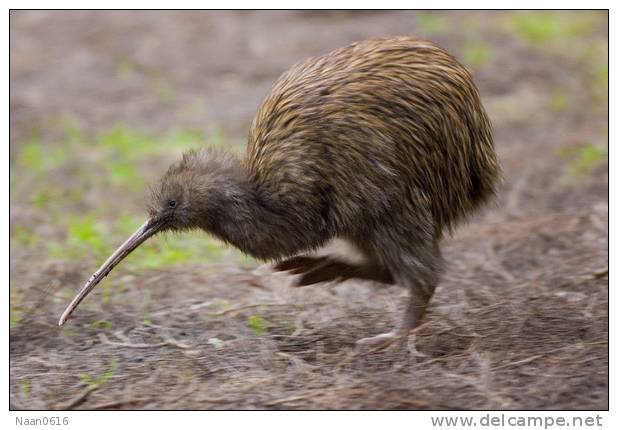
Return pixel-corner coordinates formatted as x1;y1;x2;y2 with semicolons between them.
355;284;434;351
355;234;442;351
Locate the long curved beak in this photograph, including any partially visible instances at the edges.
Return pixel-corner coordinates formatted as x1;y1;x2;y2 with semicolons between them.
58;218;163;326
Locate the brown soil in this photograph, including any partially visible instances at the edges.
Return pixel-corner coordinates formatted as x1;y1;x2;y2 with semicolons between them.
10;10;608;410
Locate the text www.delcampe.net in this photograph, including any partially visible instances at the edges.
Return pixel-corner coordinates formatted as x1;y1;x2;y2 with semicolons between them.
430;413;603;429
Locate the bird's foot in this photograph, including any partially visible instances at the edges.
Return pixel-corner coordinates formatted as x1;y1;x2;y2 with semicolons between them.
355;331;408;353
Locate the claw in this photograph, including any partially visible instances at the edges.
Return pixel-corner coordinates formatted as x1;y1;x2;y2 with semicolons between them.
355;331;408;353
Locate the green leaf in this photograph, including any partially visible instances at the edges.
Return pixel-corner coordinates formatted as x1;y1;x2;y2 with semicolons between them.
20;378;31;398
463;42;493;69
248;314;268;336
90;320;113;332
510;12;596;44
550;91;569;112
79;358;118;387
416;13;448;35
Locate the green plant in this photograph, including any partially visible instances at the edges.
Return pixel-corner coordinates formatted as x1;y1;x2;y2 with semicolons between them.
509;12;596;44
9;290;28;328
462;41;493;69
79;358;118;387
29;188;55;209
569;144;608;177
596;62;608;100
98;124;155;159
10;306;25;327
167;129;207;151
416;12;448;35
11;225;39;248
65;214;112;258
19;140;68;173
90;319;113;332
107;162;143;188
558;142;608;178
550;91;569;112
19;141;45;170
14;122;251;272
248;313;268;336
20;378;31;398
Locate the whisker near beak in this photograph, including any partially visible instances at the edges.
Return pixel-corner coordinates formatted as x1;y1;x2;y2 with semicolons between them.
58;218;162;326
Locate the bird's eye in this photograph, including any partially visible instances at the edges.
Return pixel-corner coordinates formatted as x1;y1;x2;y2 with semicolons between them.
168;200;177;209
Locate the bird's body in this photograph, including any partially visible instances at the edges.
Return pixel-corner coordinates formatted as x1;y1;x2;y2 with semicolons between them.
60;37;500;348
244;37;498;258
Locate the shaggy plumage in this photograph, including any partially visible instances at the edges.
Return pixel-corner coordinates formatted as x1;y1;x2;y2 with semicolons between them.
61;37;501;347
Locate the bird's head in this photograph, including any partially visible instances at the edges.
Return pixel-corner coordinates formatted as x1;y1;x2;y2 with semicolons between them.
148;149;240;231
58;148;243;325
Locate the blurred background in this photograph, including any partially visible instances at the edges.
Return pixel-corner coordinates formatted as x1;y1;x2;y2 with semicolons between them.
10;11;608;410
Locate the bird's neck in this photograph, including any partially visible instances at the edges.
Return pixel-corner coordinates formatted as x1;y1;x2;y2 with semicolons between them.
209;169;311;261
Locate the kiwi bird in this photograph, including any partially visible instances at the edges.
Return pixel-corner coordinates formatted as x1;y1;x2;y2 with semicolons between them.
59;36;500;349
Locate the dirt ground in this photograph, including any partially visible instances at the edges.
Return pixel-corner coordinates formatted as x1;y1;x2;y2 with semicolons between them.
9;11;608;410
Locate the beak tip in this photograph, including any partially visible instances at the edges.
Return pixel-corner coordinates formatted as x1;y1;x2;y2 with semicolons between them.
58;312;69;326
57;218;158;327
